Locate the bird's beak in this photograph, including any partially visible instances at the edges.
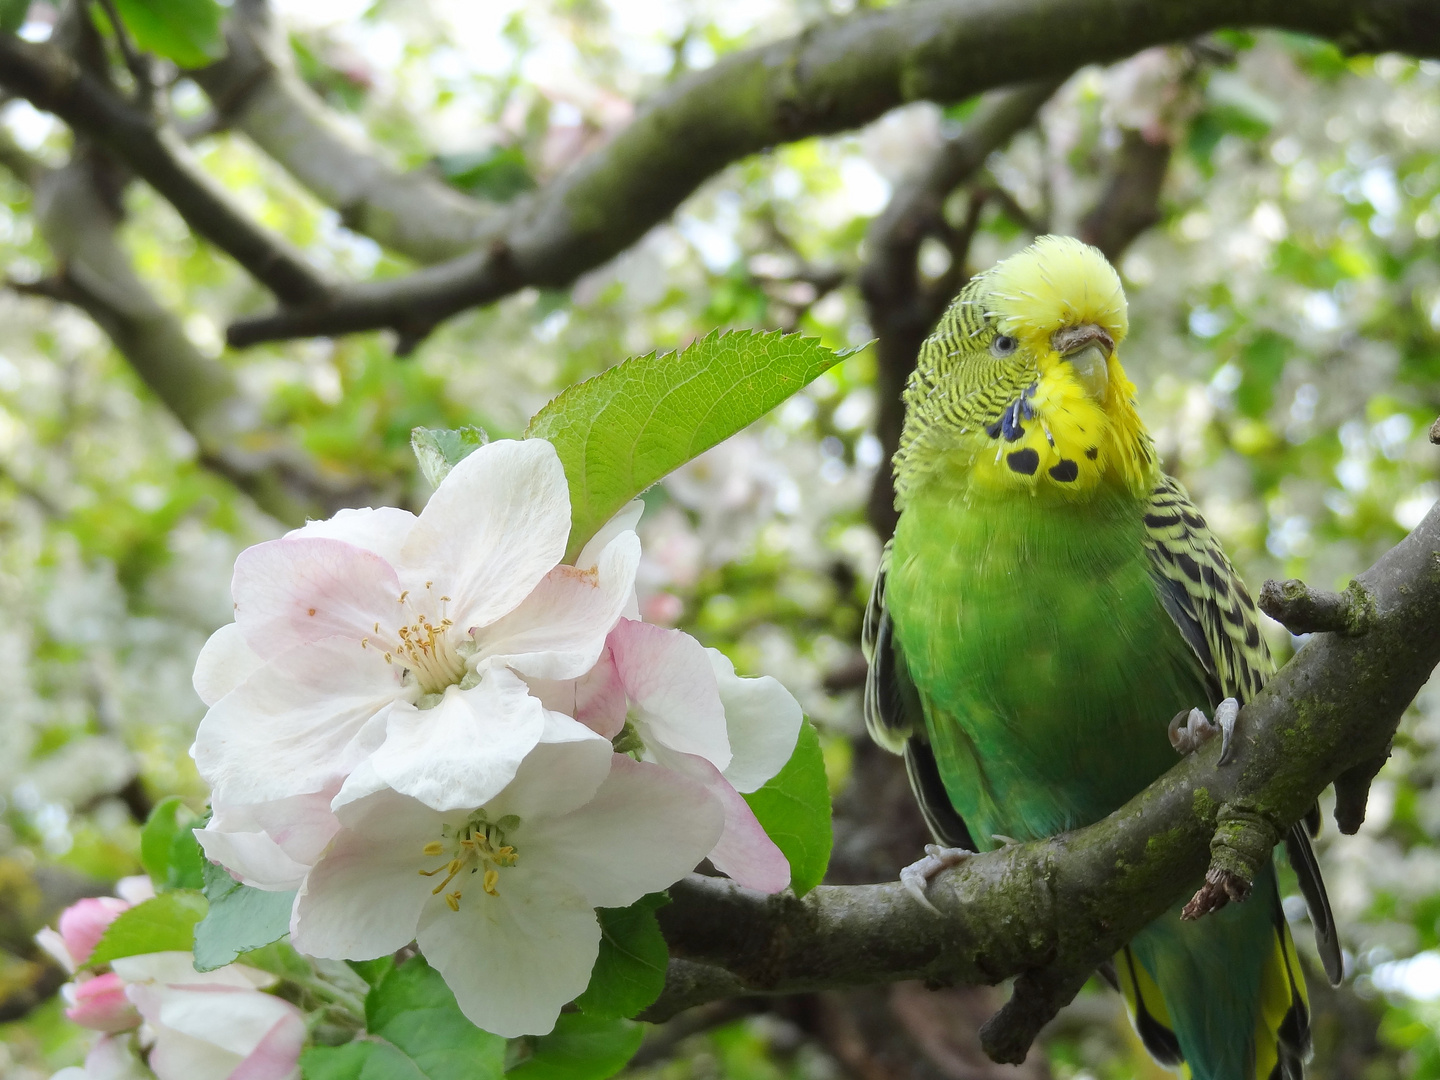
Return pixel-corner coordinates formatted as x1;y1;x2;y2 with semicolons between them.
1050;323;1114;405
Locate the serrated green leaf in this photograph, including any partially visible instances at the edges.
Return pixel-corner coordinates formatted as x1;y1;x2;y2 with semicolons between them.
411;426;489;488
364;956;506;1080
348;956;396;987
575;893;668;1019
742;718;831;896
192;859;295;971
140;796;205;891
524;330;848;561
507;1014;644;1080
108;0;224;67
88;890;206;966
302;1040;425;1080
0;0;33;34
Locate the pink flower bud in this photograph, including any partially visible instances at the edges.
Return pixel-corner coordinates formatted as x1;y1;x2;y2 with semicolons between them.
56;897;130;968
63;973;140;1033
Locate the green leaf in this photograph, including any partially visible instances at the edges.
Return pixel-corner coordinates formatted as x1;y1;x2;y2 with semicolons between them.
742;718;832;896
411;426;488;489
574;894;668;1019
507;1014;644;1080
302;1041;424;1080
0;0;33;34
348;956;396;987
192;859;295;971
524;330;849;561
363;956;507;1080
88;890;207;966
436;147;536;202
139;796;205;891
108;0;224;67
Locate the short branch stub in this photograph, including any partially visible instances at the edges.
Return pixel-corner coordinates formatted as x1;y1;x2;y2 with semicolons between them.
1259;577;1374;636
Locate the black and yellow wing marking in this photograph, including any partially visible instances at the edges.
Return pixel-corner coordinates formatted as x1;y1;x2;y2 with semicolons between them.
1144;473;1344;995
863;545;976;852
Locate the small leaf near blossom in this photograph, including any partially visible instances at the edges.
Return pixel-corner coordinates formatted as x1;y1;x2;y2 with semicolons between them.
412;425;489;489
742;718;832;897
574;893;670;1020
192;859;296;972
508;1013;645;1080
525;329;850;562
87;891;207;967
140;796;205;891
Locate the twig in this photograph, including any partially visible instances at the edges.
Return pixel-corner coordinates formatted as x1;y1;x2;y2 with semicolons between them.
0;33;331;305
1259;577;1376;636
93;0;153;109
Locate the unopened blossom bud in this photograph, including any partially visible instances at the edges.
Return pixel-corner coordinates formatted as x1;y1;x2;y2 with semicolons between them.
62;973;140;1033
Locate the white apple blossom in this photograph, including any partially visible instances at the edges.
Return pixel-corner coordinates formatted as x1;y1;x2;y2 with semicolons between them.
290;714;724;1037
536;617;802;892
111;953;305;1080
191;438;641;815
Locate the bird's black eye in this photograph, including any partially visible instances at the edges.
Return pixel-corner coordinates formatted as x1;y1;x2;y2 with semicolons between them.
990;334;1017;358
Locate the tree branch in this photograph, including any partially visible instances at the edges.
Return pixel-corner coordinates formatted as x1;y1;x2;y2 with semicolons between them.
223;0;1440;348
647;497;1440;1060
0;31;332;305
191;0;495;265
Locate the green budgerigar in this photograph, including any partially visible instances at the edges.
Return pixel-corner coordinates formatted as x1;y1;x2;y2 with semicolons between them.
863;236;1341;1080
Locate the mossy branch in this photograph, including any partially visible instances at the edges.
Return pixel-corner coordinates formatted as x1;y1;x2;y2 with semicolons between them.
648;498;1440;1061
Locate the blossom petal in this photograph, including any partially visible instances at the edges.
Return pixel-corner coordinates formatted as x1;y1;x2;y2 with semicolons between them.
230;1009;306;1080
130;982;304;1080
575;499;644;569
526;755;723;909
369;669;547;812
484;711;613;822
64;972;141;1033
287;506;417;566
416;865;598;1038
193;623;263;707
192;639;401;804
292;790;440;959
477;531;640;681
232;537;401;660
401;439;570;631
111;952;275;990
57;897;130;968
194;828;310;892
662;751;789;893
608;619;731;769
573;647;626;737
708;649;803;793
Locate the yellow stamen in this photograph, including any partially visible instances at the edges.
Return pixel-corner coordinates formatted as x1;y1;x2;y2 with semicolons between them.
445;891;461;912
483;868;499;896
422;841;444;856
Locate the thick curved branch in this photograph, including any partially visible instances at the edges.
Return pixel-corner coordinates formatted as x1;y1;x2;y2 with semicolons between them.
192;0;494;264
647;498;1440;1056
226;0;1440;348
0;32;332;305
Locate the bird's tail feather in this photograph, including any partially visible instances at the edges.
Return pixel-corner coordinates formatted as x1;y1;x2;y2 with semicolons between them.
1114;863;1310;1080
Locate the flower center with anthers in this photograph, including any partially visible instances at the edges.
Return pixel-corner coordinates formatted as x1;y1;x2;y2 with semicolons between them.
418;812;520;912
363;583;470;696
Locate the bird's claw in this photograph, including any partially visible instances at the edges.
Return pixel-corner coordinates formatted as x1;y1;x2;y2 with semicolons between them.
900;844;972;914
1168;697;1240;766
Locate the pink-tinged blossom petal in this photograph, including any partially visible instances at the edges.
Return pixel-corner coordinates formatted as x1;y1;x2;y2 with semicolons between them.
128;981;304;1080
286;506;417;566
193;639;402;805
477;531;640;681
657;751;789;893
368;669;548;812
56;898;130;969
192;623;263;707
64;973;141;1033
200;790;340;890
292;791;438;959
400;439;570;632
231;537;401;660
416;866;598;1038
525;755;723;909
35;928;75;972
573;647;626;737
608;619;731;769
707;649;803;793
